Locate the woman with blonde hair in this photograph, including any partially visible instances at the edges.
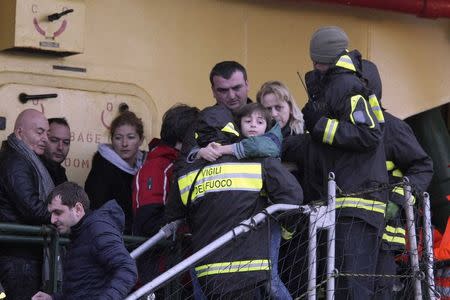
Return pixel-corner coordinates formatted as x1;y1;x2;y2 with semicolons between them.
257;80;304;136
258;80;322;298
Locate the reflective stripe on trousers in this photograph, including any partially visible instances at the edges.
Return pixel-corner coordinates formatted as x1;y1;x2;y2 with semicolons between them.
195;259;270;278
336;197;386;214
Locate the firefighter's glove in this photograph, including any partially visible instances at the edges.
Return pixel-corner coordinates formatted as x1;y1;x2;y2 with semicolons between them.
281;226;295;240
302;101;324;133
385;201;400;221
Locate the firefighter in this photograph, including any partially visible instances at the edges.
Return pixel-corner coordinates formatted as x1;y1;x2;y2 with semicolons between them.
301;26;389;299
361;59;434;299
165;105;303;299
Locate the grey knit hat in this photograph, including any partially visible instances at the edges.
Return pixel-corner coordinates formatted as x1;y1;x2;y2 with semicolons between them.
310;26;349;64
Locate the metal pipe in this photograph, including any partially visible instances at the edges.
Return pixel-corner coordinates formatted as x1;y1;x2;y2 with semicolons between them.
403;178;423;300
0;235;48;244
308;209;318;300
311;0;450;19
18;93;58;103
50;233;60;294
130;220;183;259
326;172;336;300
125;204;304;300
0;223;54;235
422;192;437;299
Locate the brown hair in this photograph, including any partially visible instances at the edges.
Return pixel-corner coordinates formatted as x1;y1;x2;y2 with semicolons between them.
110;111;144;139
235;103;272;133
47;182;90;211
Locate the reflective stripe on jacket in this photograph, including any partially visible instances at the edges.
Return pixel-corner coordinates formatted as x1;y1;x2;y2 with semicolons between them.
178;162;263;205
166;155;303;294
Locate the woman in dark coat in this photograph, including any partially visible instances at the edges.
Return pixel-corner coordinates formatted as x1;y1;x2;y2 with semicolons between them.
85;111;146;234
257;80;323;298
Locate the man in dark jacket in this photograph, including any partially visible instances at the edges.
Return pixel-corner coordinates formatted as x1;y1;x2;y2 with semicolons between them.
362;59;434;299
166;107;303;299
184;61;254;162
301;26;389;299
41;117;71;185
32;182;138;300
0;108;53;299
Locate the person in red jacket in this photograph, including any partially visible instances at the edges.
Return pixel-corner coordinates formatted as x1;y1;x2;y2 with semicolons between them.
132;104;199;236
435;216;450;300
132;104;199;289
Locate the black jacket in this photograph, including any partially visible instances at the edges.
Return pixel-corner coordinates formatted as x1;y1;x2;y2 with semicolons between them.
181;99;253;161
384;112;433;204
305;50;389;231
166;155;302;294
381;112;434;249
360;59;433;204
281;127;323;202
0;143;51;225
53;200;137;300
361;59;434;248
0;142;50;259
40;156;68;186
85;152;134;234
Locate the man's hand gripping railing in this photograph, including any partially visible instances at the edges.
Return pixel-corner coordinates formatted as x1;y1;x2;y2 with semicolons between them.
130;219;184;260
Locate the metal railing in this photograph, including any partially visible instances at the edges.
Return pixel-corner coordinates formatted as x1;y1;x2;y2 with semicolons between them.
125;174;438;300
126;173;337;300
0;174;439;299
0;223;146;294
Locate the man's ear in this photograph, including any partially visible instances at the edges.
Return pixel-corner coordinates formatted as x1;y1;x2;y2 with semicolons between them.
74;202;85;216
14;127;23;140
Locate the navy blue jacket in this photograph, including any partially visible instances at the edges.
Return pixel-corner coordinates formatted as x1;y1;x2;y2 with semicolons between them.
53;200;137;300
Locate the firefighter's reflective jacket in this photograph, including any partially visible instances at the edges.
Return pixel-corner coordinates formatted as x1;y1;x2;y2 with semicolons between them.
166;155;303;294
381;111;433;249
305;50;389;232
361;59;434;249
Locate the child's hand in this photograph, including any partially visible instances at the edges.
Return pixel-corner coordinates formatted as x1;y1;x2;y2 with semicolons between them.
197;142;222;161
211;142;233;156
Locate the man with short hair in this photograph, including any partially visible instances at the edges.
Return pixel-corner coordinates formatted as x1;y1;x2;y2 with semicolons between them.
41;117;71;185
0;108;53;299
184;61;254;161
209;61;250;112
32;182;138;300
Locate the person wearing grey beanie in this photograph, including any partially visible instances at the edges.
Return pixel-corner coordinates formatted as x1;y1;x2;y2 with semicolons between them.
300;26;388;299
309;26;349;65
